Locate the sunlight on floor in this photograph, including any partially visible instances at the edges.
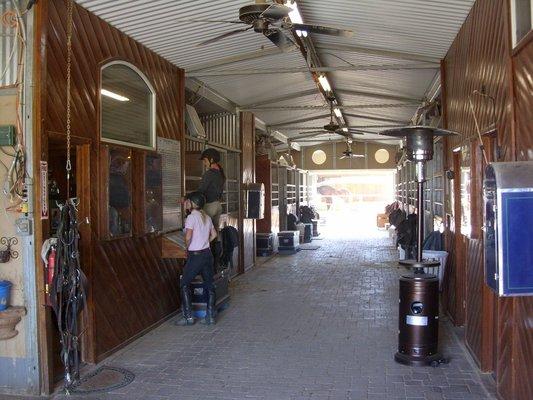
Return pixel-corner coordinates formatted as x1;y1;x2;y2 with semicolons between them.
319;202;390;240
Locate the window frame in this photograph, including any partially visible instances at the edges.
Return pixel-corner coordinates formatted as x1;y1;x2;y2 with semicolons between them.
100;60;157;150
511;0;533;48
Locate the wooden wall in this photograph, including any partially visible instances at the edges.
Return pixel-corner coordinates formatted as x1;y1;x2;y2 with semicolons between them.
441;1;533;399
34;0;185;383
240;112;256;271
509;30;533;400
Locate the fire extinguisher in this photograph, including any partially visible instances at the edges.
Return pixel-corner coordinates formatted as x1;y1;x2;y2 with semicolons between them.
45;245;56;306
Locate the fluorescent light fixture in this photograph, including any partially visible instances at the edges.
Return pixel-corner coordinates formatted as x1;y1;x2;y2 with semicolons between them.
317;75;331;92
334;107;342;118
101;88;130;102
286;1;308;37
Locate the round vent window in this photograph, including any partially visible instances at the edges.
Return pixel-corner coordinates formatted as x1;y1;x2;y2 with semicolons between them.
375;148;390;164
312;149;327;165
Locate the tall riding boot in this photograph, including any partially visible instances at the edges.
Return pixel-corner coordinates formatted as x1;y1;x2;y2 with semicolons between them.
201;289;216;325
211;241;222;274
177;286;194;326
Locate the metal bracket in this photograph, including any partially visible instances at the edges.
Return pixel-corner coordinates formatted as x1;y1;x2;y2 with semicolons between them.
0;237;19;263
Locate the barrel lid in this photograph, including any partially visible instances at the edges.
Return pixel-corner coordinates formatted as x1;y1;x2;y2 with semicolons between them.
400;272;439;281
399;259;440;268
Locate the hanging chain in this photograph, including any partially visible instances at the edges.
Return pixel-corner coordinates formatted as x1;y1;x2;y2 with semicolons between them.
65;0;74;194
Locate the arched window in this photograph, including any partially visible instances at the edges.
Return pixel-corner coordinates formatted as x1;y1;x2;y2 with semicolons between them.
100;61;156;149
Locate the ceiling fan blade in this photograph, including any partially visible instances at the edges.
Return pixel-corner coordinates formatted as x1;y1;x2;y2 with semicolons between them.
197;26;253;46
290;23;353;37
177;19;245;24
339;155;348;160
263;29;297;52
351;154;366;158
260;4;292;20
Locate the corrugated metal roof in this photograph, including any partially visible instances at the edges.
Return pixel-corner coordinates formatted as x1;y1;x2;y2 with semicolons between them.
75;0;475;144
77;0;281;68
299;0;474;59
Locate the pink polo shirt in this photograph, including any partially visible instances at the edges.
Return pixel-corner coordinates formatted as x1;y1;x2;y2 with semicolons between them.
184;210;213;251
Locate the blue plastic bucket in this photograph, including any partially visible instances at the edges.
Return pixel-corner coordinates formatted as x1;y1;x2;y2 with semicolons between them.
0;280;12;311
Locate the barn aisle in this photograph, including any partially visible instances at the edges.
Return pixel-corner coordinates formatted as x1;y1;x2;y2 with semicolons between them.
46;231;494;400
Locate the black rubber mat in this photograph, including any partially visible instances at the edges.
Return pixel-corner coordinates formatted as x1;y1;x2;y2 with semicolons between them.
69;366;134;395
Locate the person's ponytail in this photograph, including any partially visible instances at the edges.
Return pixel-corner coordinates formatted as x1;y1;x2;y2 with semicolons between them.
199;209;207;224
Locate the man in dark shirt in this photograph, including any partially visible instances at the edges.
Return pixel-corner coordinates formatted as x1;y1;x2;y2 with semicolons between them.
198;168;224;204
198;148;225;233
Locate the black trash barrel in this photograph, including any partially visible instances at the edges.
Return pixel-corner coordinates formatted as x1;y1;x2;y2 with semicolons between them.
395;272;441;366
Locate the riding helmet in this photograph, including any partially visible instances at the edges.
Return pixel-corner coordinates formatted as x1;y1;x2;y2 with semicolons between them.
199;148;220;163
186;191;206;209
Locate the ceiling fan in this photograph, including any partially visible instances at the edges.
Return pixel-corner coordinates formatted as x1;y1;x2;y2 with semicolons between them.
340;140;365;160
179;1;353;51
293;100;366;140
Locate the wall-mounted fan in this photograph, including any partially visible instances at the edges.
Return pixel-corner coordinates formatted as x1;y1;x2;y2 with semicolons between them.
256;134;279;161
178;1;353;51
340;140;365;159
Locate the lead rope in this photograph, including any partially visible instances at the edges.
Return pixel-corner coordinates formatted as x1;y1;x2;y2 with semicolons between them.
49;1;89;393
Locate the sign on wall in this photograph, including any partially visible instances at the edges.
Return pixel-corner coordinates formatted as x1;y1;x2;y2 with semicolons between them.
40;161;48;219
157;137;182;230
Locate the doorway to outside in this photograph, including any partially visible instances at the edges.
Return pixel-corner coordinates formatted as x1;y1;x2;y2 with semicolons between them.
310;169;395;239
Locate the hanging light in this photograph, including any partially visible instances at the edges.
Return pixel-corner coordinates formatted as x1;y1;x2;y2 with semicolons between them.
317;75;331;92
101;89;130;102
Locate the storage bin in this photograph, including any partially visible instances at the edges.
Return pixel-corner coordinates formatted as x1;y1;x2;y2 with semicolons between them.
0;281;12;311
422;250;448;289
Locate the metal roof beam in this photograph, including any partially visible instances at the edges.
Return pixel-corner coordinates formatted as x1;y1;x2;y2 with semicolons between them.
270;130;289;144
270;114;332;127
185;78;237;114
242;89;320;108
186;48;286;73
343;113;408;124
242;103;418;111
187;63;438;77
275;125;401;130
275;142;301;152
315;43;440;64
336;88;422;103
255;117;267;132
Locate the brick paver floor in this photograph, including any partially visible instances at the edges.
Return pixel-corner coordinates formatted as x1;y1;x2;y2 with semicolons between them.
47;230;494;400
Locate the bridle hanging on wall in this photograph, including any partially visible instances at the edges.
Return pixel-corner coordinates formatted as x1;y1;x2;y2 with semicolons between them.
48;0;89;392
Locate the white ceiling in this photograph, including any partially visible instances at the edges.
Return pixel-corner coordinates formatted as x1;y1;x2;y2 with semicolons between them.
76;0;475;144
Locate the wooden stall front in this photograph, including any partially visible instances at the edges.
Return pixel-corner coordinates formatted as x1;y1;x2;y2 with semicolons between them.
33;0;185;390
438;1;533;400
183;109;256;275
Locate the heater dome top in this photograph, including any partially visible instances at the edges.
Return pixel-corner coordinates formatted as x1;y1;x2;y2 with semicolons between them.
379;126;459;138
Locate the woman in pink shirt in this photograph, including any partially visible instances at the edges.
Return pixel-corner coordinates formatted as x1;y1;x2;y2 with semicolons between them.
177;191;218;326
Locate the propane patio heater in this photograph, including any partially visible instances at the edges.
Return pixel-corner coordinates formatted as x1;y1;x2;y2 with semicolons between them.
381;126;458;367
